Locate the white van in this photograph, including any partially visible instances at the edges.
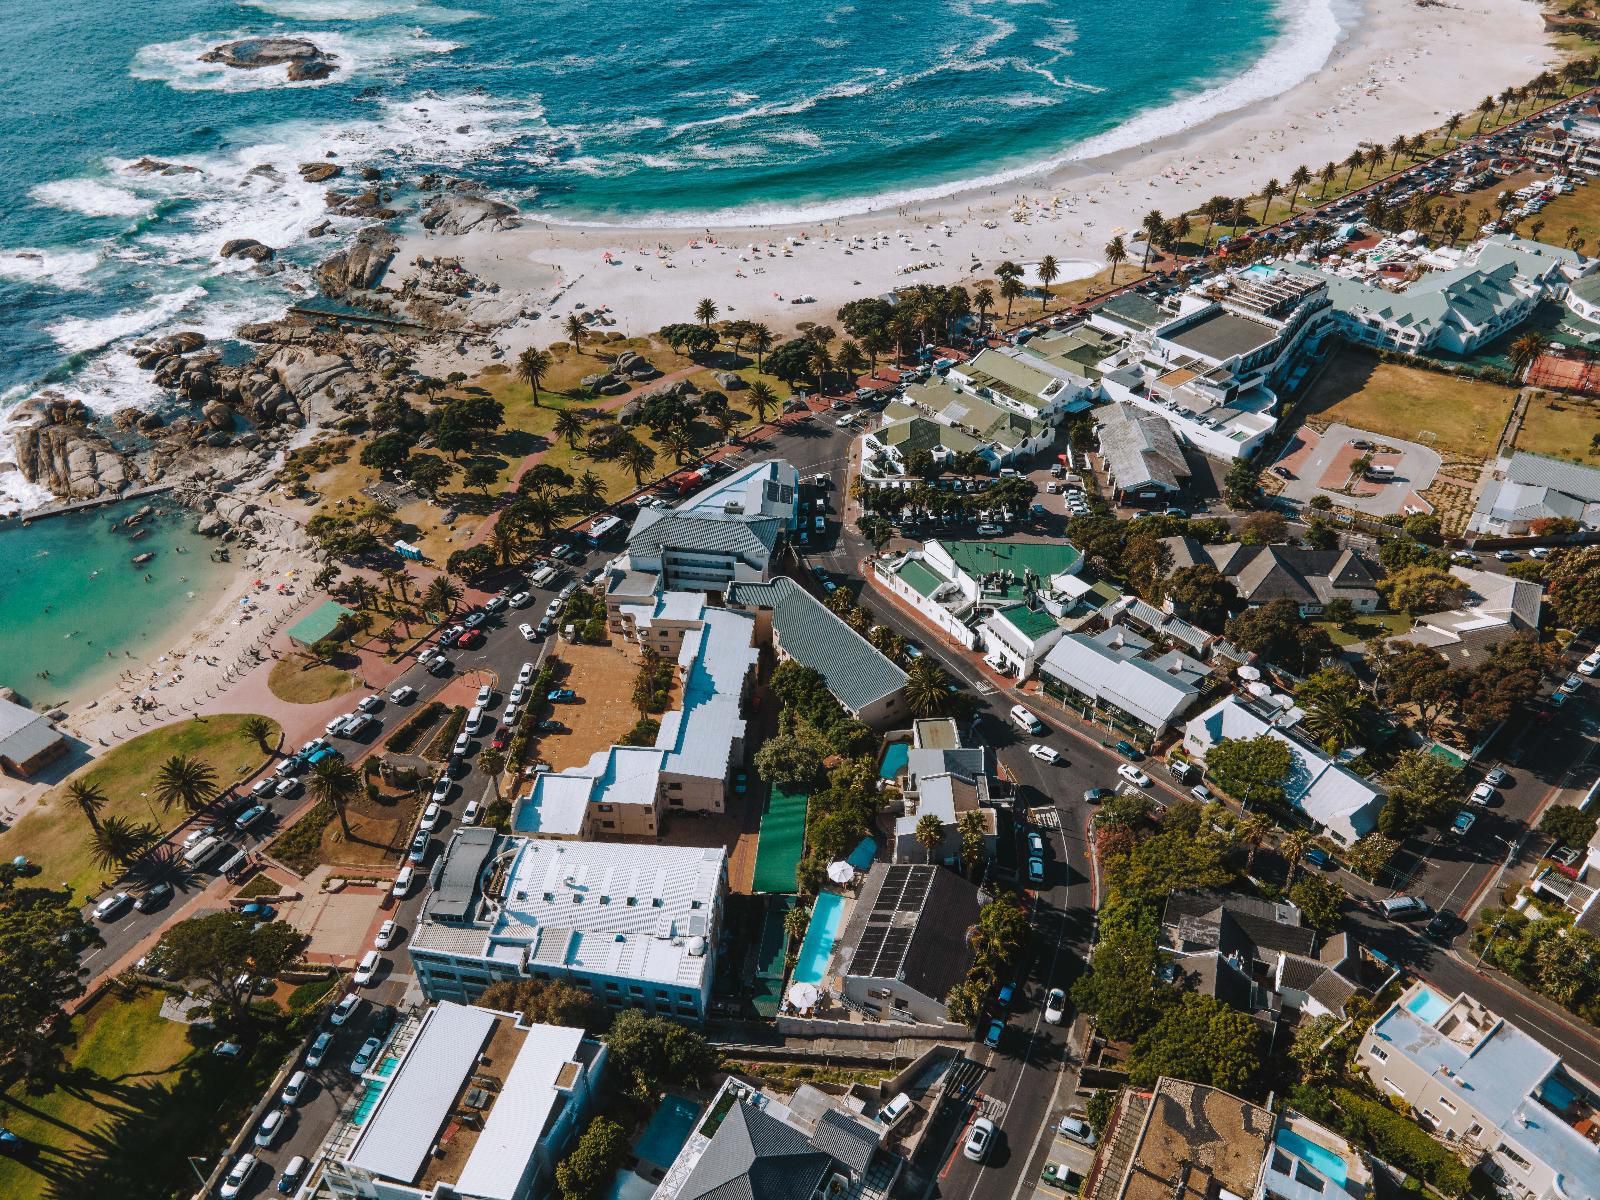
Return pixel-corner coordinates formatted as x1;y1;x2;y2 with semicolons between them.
393;866;416;898
182;835;224;868
1010;705;1044;735
465;705;485;736
529;564;559;588
1366;464;1395;479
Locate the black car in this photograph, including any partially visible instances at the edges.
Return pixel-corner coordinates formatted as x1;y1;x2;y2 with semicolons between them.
1424;911;1459;942
134;882;174;913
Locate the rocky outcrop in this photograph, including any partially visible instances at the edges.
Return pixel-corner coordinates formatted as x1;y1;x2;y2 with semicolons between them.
316;227;397;296
199;37;338;78
298;162;341;183
7;394;133;500
220;238;275;263
127;157;200;177
324;189;398;220
419;193;519;236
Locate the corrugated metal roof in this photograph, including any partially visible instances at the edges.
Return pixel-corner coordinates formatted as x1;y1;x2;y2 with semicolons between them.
1040;633;1199;728
345;1001;497;1183
1507;451;1600;503
627;513;783;560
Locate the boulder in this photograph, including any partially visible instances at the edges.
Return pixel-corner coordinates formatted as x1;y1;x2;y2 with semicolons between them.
287;59;337;81
715;371;746;390
9;415;131;500
137;412;165;433
220;238;274;263
615;351;643;370
360;166;381;181
199;37;335;71
196;512;229;536
418;192;519;236
315;227;397;295
202;400;232;431
298;162;341;183
126;157;200;177
307;220;332;238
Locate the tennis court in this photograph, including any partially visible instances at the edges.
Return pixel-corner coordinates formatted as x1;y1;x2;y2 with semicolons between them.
752;786;809;894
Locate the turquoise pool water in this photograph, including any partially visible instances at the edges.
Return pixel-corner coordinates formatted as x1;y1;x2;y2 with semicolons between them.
846;837;877;872
1406;986;1449;1025
1275;1128;1348;1188
635;1094;702;1167
351;1080;387;1126
376;1054;400;1078
793;892;846;985
880;743;909;779
1240;262;1277;278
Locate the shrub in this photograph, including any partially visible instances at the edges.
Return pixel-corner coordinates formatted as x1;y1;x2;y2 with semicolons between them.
273;801;335;874
621;717;661;747
1332;1088;1470;1196
387;700;447;754
287;977;337;1012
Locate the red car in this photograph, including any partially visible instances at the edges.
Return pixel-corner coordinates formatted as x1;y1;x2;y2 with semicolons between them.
456;629;484;649
491;729;511;751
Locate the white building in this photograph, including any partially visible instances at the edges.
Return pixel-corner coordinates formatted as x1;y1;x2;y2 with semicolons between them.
945;346;1096;423
408;831;726;1022
1358;982;1600;1200
1039;626;1211;736
321;1001;605;1200
1471;451;1600;535
1094;402;1191;501
1183;697;1384;845
978;603;1065;678
896;376;1058;465
1391;565;1543;668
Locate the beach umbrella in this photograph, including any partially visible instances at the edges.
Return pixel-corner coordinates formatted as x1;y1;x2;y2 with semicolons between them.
1247;681;1273;699
788;982;820;1009
1236;665;1261;681
827;861;855;884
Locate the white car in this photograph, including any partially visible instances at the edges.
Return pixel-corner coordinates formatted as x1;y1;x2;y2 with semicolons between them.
510;591;531;608
390;684;417;705
518;661;535;684
1044;987;1067;1025
963;1116;996;1163
305;1031;333;1068
508;682;527;706
330;993;361;1025
1027;744;1060;765
1529;546;1552;559
503;703;521;728
1058;1114;1097;1146
392;866;415;897
1117;763;1151;788
520;623;537;641
545;598;563;617
374;919;399;950
219;1154;258;1200
1469;782;1496;805
357;694;383;714
476;684;494;706
1579;650;1600;677
325;714;351;736
94;892;133;921
353;949;381;987
419;802;442;832
431;775;452;804
462;800;482;826
453;731;472;756
281;1069;310;1106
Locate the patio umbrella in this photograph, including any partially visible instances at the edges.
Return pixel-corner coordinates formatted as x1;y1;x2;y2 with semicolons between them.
827;861;856;885
1271;693;1295;710
788;982;820;1009
1247;681;1273;699
1236;665;1261;681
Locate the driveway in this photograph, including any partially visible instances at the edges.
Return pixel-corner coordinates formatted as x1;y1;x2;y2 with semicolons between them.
1272;422;1441;516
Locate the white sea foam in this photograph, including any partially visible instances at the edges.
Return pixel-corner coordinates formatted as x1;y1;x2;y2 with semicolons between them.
0;248;103;290
131;29;461;93
48;287;210;356
243;0;481;22
30;180;155;219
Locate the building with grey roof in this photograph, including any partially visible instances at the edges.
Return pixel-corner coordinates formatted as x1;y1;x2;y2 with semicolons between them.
322;1000;604;1200
1391;565;1543;667
676;459;800;525
408;833;726;1022
1359;982;1600;1200
724;576;908;726
1094;402;1191;500
946;346;1095;422
1471;451;1600;536
653;1077;899;1200
898;377;1057;465
1040;625;1211;735
0;697;68;779
1165;536;1381;616
1472;232;1593;300
625;511;785;592
891;722;994;866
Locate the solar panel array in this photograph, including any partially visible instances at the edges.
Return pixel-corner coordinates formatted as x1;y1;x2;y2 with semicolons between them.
850;866;932;980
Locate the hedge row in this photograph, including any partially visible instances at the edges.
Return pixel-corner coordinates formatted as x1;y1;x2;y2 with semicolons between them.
387;700;447;754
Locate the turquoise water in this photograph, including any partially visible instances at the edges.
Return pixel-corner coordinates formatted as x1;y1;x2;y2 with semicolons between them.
1406;986;1449;1024
0;0;1319;509
880;743;909;780
0;499;237;707
1275;1128;1348;1188
351;1079;387;1125
793;891;846;985
846;837;877;872
635;1095;702;1168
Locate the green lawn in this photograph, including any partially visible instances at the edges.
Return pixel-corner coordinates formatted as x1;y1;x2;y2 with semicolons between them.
1316;610;1415;648
0;714;279;901
1514;392;1600;467
1299;349;1516;461
0;988;291;1200
267;655;358;704
752;787;809;895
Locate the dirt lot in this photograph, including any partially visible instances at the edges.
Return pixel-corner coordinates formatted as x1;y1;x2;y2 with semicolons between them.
540;639;676;770
318;778;422;870
1514;390;1600;466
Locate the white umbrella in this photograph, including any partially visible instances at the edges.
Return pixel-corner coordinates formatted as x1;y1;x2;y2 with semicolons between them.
827;861;855;884
788;982;820;1009
1236;665;1261;681
1247;681;1273;699
1271;693;1295;710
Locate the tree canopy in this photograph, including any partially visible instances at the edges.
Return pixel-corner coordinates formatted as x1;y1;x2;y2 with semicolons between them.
0;863;99;1084
1205;735;1293;810
155;911;305;1022
1127;992;1261;1092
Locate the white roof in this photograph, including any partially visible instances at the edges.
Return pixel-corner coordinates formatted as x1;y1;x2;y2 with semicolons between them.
1040;633;1198;728
452;1022;588;1200
345;1002;497;1183
677;458;799;522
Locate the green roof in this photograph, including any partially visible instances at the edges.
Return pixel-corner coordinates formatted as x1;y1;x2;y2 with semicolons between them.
991;603;1061;641
895;557;949;599
287;600;356;647
753;787;809;894
941;539;1081;582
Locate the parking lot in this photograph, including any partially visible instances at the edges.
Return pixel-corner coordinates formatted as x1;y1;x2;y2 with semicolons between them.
1271;422;1441;515
538;639;663;771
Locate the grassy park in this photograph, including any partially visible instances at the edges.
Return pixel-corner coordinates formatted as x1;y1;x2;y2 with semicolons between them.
267;654;360;704
1514;391;1600;466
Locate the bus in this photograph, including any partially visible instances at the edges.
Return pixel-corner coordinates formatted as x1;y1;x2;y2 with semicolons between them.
586;514;623;546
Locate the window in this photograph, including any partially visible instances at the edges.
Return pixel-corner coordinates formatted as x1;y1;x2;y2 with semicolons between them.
1293;1165;1325;1193
653;898;664;908
1369;1047;1388;1063
626;897;638;907
601;820;616;829
1383;1078;1404;1096
1437;1097;1457;1114
669;798;683;807
1495;1145;1531;1172
691;900;702;909
598;804;614;813
1467;1123;1483;1139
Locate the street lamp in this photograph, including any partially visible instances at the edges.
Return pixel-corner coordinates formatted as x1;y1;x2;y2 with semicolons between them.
187;1156;209;1187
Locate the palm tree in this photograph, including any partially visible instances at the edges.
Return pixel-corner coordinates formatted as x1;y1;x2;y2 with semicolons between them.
90;816;157;871
868;624;904;660
518;347;552;407
747;380;778;423
1343;149;1365;187
423;574;462;620
1303;690;1366;754
1036;255;1059;310
808;343;833;393
1288;165;1311;213
241;716;275;756
914;813;945;864
576;469;607;507
999;277;1024;322
712;406;737;443
1259;178;1280;222
1475;94;1496;134
67;779;109;831
618;436;657;485
749;323;774;372
1318;162;1338;199
488;522;521;568
1443;112;1463;144
309;757;361;839
957;809;986;875
1227;197;1247;235
564;313;587;354
153;755;219;815
784;903;812;945
1364;145;1385;177
1139;209;1165;267
973;285;994;328
553;408;587;448
1104;236;1127;283
659;426;696;465
1280;830;1315;888
1200;196;1229;252
694;298;718;328
903;658;953;717
836;340;868;384
1509;332;1547;380
1237;813;1273;875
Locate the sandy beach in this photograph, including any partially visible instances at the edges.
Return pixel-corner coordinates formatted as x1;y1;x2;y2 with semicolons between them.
390;0;1554;345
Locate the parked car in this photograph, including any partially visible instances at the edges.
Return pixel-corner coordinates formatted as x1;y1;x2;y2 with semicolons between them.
392;866;415;897
547;688;577;703
235;805;270;833
389;684;417;705
281;1070;310;1107
351;1036;382;1075
520;622;538;641
1485;767;1510;786
1027;857;1045;885
1082;787;1110;804
408;830;431;864
453;731;472;757
1381;895;1431;921
374;919;399;950
1113;739;1144;761
353;949;381;986
1559;674;1584;695
964;1117;996;1163
463;612;487;630
878;1092;913;1128
1058;1115;1097;1146
219;1154;259;1200
357;694;383;714
462;800;482;825
1027;743;1060;765
330;993;361;1025
1044;987;1067;1025
1117;764;1151;788
1452;810;1476;837
1469;782;1496;805
278;1156;308;1196
431;775;452;804
94;892;132;921
134;882;174;913
305;1031;333;1068
518;661;535;684
983;1019;1004;1049
419;802;442;832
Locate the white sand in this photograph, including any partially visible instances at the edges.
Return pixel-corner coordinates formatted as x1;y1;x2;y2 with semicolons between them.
392;0;1554;346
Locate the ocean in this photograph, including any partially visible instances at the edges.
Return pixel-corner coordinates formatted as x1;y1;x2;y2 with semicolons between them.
0;0;1341;515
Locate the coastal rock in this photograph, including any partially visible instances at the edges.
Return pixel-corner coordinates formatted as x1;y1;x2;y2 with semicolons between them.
298;162;341;183
113;407;142;430
360;166;381;182
315;227;397;296
202;400;232;431
419;192;519;236
126;157;200;177
137;412;165;433
199;37;334;71
268;348;355;403
307;220;332;238
220;238;275;263
9;411;131;501
324;189;398;220
287;59;337;82
196;512;229;536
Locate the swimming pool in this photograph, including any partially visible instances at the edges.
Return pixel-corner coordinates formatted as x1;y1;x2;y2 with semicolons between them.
880;743;909;780
351;1080;387;1127
1406;986;1450;1025
1275;1128;1348;1188
1240;262;1277;279
636;1094;702;1167
793;892;846;985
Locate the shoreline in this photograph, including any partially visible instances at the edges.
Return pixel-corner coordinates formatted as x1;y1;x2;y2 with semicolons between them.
389;0;1554;344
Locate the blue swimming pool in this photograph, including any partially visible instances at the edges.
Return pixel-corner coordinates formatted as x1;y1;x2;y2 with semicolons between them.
880;743;909;780
1406;986;1450;1025
1275;1128;1348;1188
1240;262;1277;279
636;1094;702;1167
793;892;846;985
